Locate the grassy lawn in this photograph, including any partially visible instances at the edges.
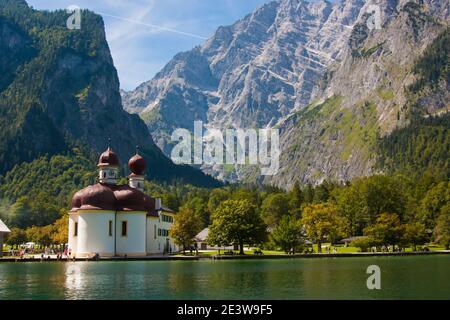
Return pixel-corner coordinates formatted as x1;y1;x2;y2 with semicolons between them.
428;244;446;251
174;251;218;257
4;244;447;259
316;243;448;253
174;249;287;256
331;245;361;253
309;244;360;253
172;244;449;256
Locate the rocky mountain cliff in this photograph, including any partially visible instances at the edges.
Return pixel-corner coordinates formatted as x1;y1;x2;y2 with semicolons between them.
122;0;449;187
265;0;449;189
0;0;219;187
122;0;367;154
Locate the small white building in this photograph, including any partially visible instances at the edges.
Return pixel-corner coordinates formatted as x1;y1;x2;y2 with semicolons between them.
68;145;178;258
194;228;238;251
0;219;11;257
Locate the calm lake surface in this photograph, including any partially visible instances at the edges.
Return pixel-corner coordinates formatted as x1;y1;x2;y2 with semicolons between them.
0;255;449;300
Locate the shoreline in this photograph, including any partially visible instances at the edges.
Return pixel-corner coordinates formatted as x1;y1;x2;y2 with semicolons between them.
1;250;449;263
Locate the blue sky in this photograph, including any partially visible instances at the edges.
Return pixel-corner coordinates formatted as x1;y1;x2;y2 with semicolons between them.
26;0;272;90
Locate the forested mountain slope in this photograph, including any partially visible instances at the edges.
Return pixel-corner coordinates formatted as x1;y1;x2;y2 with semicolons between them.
0;0;218;187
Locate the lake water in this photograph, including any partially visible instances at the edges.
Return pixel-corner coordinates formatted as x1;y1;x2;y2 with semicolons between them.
0;255;449;299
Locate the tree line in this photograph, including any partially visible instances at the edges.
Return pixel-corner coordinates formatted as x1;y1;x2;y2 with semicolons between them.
1;154;449;253
170;172;450;253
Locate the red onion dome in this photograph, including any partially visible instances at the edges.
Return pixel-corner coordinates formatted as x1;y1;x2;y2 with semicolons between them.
128;153;146;175
76;183;116;211
71;191;82;212
114;185;147;211
98;147;120;167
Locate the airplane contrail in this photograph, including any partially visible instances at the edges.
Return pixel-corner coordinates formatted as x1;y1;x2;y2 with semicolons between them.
97;11;209;40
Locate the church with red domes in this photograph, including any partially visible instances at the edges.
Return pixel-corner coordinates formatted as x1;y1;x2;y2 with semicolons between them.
68;145;177;257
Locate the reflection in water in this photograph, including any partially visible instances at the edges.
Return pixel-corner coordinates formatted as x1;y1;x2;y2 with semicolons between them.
165;260;275;299
0;255;448;300
301;259;367;299
64;263;83;299
166;261;199;298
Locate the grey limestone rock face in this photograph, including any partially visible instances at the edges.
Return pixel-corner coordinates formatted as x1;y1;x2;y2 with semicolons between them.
122;0;366;153
122;0;449;187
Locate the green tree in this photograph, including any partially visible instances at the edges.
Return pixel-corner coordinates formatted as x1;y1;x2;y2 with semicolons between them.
363;213;404;248
162;193;181;212
170;206;202;254
9;197;32;229
303;183;314;204
288;181;303;217
5;227;27;245
184;197;209;228
313;181;332;203
207;188;230;213
232;188;260;206
334;185;366;236
419;181;450;228
433;204;450;250
351;237;374;253
52;214;69;245
301;203;346;253
402;222;428;251
359;176;407;224
25;225;53;246
0;198;12;223
334;176;408;229
28;193;60;227
208;200;266;255
261;193;289;228
272;215;303;253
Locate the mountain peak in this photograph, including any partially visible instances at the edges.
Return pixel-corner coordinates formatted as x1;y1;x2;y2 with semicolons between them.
122;0;448;185
122;0;365;156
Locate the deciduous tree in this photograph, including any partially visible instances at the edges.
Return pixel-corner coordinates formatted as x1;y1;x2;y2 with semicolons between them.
52;213;69;244
301;203;346;253
272;215;303;253
363;213;403;248
207;188;230;213
401;222;427;251
25;225;53;246
420;181;450;228
433;204;450;250
5;227;27;246
208;200;266;255
261;193;289;228
170;206;202;254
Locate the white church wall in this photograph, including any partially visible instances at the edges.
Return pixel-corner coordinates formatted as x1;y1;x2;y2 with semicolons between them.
76;211;115;257
68;213;79;255
115;212;146;256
